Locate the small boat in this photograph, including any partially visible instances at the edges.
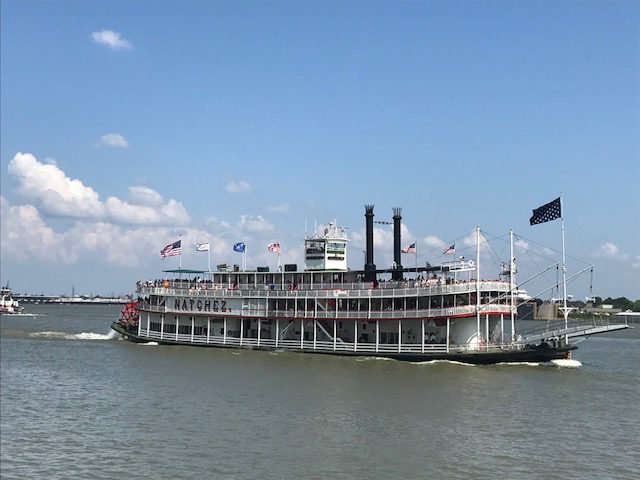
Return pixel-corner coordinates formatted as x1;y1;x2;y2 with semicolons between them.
112;205;629;364
0;285;24;314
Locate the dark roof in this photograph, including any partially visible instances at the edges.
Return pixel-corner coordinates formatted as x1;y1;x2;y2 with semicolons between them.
162;269;206;274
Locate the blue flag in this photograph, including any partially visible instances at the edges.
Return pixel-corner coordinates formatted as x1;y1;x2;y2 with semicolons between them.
233;242;246;253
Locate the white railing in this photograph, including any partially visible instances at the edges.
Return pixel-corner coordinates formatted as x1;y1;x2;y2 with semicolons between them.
139;280;510;300
138;328;459;354
138;303;514;319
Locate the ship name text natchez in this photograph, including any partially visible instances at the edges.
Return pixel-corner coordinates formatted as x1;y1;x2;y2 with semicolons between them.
113;202;629;364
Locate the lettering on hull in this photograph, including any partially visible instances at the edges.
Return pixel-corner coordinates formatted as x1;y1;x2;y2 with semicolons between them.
172;298;228;312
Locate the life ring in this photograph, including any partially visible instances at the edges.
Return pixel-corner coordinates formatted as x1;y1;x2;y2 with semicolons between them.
467;260;475;268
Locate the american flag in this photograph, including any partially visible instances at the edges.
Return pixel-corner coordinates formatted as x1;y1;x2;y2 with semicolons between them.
267;242;281;253
161;240;182;258
442;244;455;255
401;242;416;254
530;197;562;225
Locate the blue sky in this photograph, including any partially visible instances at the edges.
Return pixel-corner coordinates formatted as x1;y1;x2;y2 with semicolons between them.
1;0;638;299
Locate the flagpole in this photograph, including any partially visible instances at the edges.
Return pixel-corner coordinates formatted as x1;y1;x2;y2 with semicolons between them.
208;246;211;273
476;226;481;348
560;194;568;344
414;240;418;273
179;234;182;269
510;229;515;342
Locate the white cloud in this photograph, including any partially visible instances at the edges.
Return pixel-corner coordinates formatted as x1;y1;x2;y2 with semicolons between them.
632;255;640;270
423;235;446;249
128;186;164;207
515;239;530;251
0;197;72;263
8;152;189;226
599;242;619;257
100;133;129;148
226;180;252;194
0;196;225;268
9;152;104;218
238;215;274;233
597;242;629;260
91;30;132;50
266;203;289;214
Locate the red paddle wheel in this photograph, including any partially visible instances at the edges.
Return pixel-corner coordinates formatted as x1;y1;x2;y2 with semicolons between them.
118;302;139;327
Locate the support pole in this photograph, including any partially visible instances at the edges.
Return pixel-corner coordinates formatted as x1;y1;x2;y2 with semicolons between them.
446;317;450;353
485;314;489;349
333;319;337;351
476;226;481;348
561;196;569;344
354;321;358;352
510;229;515;342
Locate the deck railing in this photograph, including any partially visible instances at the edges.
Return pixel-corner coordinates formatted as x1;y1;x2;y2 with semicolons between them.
137;303;513;319
138;280;510;299
137;328;524;355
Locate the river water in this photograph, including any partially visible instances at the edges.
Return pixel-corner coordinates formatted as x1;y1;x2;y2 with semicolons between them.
1;304;638;479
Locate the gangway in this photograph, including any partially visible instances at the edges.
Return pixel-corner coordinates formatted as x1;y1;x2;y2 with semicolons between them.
519;318;630;344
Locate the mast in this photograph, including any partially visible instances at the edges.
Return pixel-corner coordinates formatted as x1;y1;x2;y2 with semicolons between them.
476;226;481;347
560;195;569;343
510;229;515;342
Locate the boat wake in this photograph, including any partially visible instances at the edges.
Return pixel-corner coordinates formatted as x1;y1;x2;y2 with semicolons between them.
410;359;477;366
357;356;396;362
29;330;120;341
140;341;158;346
549;358;582;368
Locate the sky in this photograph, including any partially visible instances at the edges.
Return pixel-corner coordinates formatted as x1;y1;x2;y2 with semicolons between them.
1;0;639;299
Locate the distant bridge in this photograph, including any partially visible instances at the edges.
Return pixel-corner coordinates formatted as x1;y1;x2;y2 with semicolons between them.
14;294;130;305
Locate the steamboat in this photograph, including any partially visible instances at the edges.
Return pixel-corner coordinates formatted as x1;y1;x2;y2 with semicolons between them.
112;205;629;364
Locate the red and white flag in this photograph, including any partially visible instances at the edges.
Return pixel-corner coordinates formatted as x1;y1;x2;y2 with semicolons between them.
442;244;455;255
161;240;182;258
401;242;416;254
267;242;281;254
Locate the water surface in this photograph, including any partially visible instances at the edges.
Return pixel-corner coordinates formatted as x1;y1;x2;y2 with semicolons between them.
1;305;638;479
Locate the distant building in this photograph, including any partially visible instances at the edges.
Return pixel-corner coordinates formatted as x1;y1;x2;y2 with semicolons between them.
536;302;560;320
580;305;623;316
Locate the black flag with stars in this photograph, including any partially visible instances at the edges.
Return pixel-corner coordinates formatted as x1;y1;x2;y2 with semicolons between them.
530;197;562;225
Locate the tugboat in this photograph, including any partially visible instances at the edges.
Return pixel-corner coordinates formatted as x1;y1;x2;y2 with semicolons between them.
0;284;24;314
112;204;629;364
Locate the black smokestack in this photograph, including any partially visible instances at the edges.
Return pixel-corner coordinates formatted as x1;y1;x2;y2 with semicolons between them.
364;205;376;281
392;207;402;281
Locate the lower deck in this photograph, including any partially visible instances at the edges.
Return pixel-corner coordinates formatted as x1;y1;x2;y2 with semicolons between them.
112;320;575;364
130;310;520;356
